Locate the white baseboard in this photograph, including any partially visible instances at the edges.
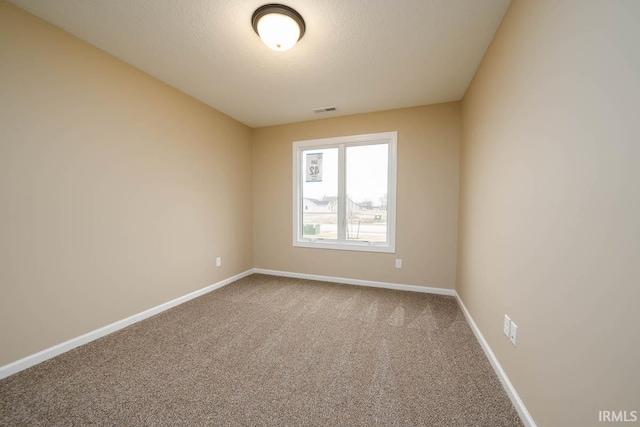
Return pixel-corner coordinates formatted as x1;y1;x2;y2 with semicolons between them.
1;268;534;427
0;269;253;380
455;292;536;427
252;268;456;296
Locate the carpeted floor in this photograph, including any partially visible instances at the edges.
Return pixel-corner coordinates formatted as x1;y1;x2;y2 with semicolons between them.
0;274;523;426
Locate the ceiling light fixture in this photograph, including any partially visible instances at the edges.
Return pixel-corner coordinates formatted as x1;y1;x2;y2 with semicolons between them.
251;4;305;52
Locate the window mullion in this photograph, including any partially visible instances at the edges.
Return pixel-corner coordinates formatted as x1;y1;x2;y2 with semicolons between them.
337;143;346;243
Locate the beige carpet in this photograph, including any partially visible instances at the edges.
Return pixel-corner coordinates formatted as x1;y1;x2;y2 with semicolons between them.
0;274;522;426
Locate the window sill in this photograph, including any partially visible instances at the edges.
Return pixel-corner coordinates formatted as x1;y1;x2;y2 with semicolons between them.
293;240;395;253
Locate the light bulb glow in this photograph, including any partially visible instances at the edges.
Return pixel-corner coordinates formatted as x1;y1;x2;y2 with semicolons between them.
257;13;300;51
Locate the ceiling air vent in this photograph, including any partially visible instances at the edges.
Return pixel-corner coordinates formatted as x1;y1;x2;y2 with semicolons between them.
313;106;337;113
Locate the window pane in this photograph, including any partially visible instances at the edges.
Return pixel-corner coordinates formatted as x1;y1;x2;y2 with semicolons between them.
302;148;338;240
345;144;388;243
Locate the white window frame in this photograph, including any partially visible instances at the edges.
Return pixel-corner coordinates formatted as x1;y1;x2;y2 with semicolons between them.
292;131;397;253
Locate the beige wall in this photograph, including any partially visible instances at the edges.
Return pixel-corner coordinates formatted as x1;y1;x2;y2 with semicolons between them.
0;2;253;366
458;0;640;425
253;103;461;289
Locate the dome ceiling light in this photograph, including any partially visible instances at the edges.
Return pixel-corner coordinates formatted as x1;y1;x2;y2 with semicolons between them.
251;4;306;52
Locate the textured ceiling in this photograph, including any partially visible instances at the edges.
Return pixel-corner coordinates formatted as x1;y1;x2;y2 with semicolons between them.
8;0;511;128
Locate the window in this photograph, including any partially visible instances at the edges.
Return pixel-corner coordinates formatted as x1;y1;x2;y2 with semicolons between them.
292;131;397;253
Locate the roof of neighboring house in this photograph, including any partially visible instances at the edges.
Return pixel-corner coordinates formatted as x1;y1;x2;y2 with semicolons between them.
302;197;331;205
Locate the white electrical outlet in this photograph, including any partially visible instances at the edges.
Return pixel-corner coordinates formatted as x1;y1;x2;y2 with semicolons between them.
509;321;518;346
216;257;222;267
503;315;511;337
395;259;402;269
